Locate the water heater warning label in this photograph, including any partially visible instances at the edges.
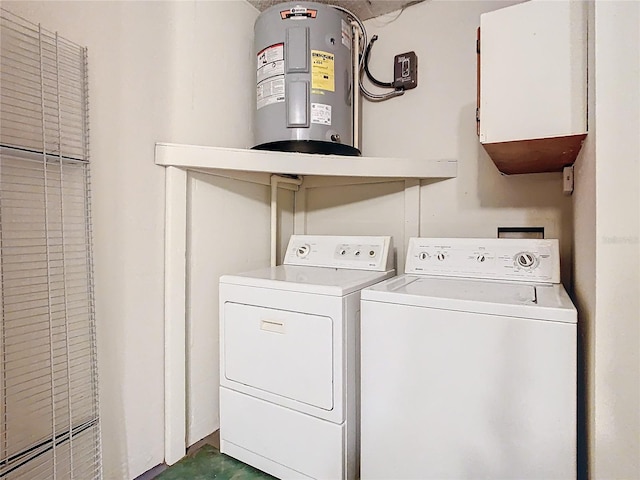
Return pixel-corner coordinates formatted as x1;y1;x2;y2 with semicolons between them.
257;43;285;110
311;50;335;92
311;103;331;125
257;75;285;110
257;43;284;83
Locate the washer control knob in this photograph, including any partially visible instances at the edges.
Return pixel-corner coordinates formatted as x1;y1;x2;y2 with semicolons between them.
436;252;446;261
476;254;486;263
368;250;376;258
339;248;347;256
418;252;429;261
516;252;536;268
296;244;311;258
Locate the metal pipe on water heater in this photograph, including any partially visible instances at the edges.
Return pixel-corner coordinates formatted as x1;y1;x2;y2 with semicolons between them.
352;21;360;152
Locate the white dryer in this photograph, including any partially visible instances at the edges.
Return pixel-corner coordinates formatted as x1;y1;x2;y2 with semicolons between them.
360;237;577;480
220;235;395;480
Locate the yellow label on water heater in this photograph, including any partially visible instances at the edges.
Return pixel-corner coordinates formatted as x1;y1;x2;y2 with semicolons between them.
311;50;335;92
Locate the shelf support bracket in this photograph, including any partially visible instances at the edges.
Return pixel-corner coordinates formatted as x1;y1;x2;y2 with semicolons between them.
403;179;421;273
164;166;187;465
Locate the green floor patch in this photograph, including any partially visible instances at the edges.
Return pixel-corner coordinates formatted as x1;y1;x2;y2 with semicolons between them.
156;444;275;480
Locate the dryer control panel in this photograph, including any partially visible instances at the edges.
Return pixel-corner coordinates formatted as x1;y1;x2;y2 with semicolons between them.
405;237;560;283
284;235;394;271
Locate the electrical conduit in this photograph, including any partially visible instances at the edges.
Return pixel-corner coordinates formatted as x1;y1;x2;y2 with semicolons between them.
271;174;303;266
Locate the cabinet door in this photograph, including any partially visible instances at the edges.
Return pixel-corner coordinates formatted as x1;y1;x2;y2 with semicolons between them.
479;0;587;145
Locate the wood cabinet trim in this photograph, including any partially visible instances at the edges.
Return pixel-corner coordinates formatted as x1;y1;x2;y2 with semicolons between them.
482;134;587;175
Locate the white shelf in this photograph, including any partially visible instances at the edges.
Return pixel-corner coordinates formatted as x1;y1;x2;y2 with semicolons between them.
155;143;457;179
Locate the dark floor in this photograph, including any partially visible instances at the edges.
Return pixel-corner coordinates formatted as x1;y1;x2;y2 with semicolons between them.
146;432;275;480
155;444;275;480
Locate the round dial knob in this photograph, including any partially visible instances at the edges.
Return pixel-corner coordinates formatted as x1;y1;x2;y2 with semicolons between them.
516;252;536;268
476;254;486;263
296;244;310;258
418;252;429;261
436;252;446;261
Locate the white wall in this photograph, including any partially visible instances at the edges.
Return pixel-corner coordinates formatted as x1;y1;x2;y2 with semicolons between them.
302;179;406;266
593;9;640;475
1;1;258;478
304;1;573;281
572;2;597;476
574;1;640;478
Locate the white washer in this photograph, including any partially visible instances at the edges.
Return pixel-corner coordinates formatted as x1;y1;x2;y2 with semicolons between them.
360;237;577;480
220;235;395;480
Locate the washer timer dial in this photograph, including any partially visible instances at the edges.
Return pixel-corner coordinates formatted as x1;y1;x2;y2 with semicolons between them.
515;252;538;269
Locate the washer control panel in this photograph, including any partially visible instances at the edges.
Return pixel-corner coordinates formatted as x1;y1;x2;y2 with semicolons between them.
284;235;393;271
405;237;560;283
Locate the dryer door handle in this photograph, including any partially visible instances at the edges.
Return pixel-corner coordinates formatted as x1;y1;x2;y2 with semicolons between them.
261;319;286;334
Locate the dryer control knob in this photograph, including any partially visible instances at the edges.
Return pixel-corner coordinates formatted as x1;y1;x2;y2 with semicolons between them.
296;244;311;258
418;252;429;261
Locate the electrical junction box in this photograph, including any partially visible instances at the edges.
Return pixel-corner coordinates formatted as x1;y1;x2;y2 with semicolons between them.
393;51;418;90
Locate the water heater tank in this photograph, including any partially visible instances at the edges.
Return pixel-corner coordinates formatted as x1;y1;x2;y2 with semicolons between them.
253;2;359;156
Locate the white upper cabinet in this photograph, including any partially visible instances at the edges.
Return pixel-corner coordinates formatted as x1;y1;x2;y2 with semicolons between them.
478;0;587;174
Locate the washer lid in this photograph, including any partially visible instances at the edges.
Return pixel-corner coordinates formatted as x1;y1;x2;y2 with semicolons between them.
362;275;577;323
220;265;395;296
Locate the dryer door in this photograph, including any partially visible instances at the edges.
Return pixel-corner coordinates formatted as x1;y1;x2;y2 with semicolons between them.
223;302;334;410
